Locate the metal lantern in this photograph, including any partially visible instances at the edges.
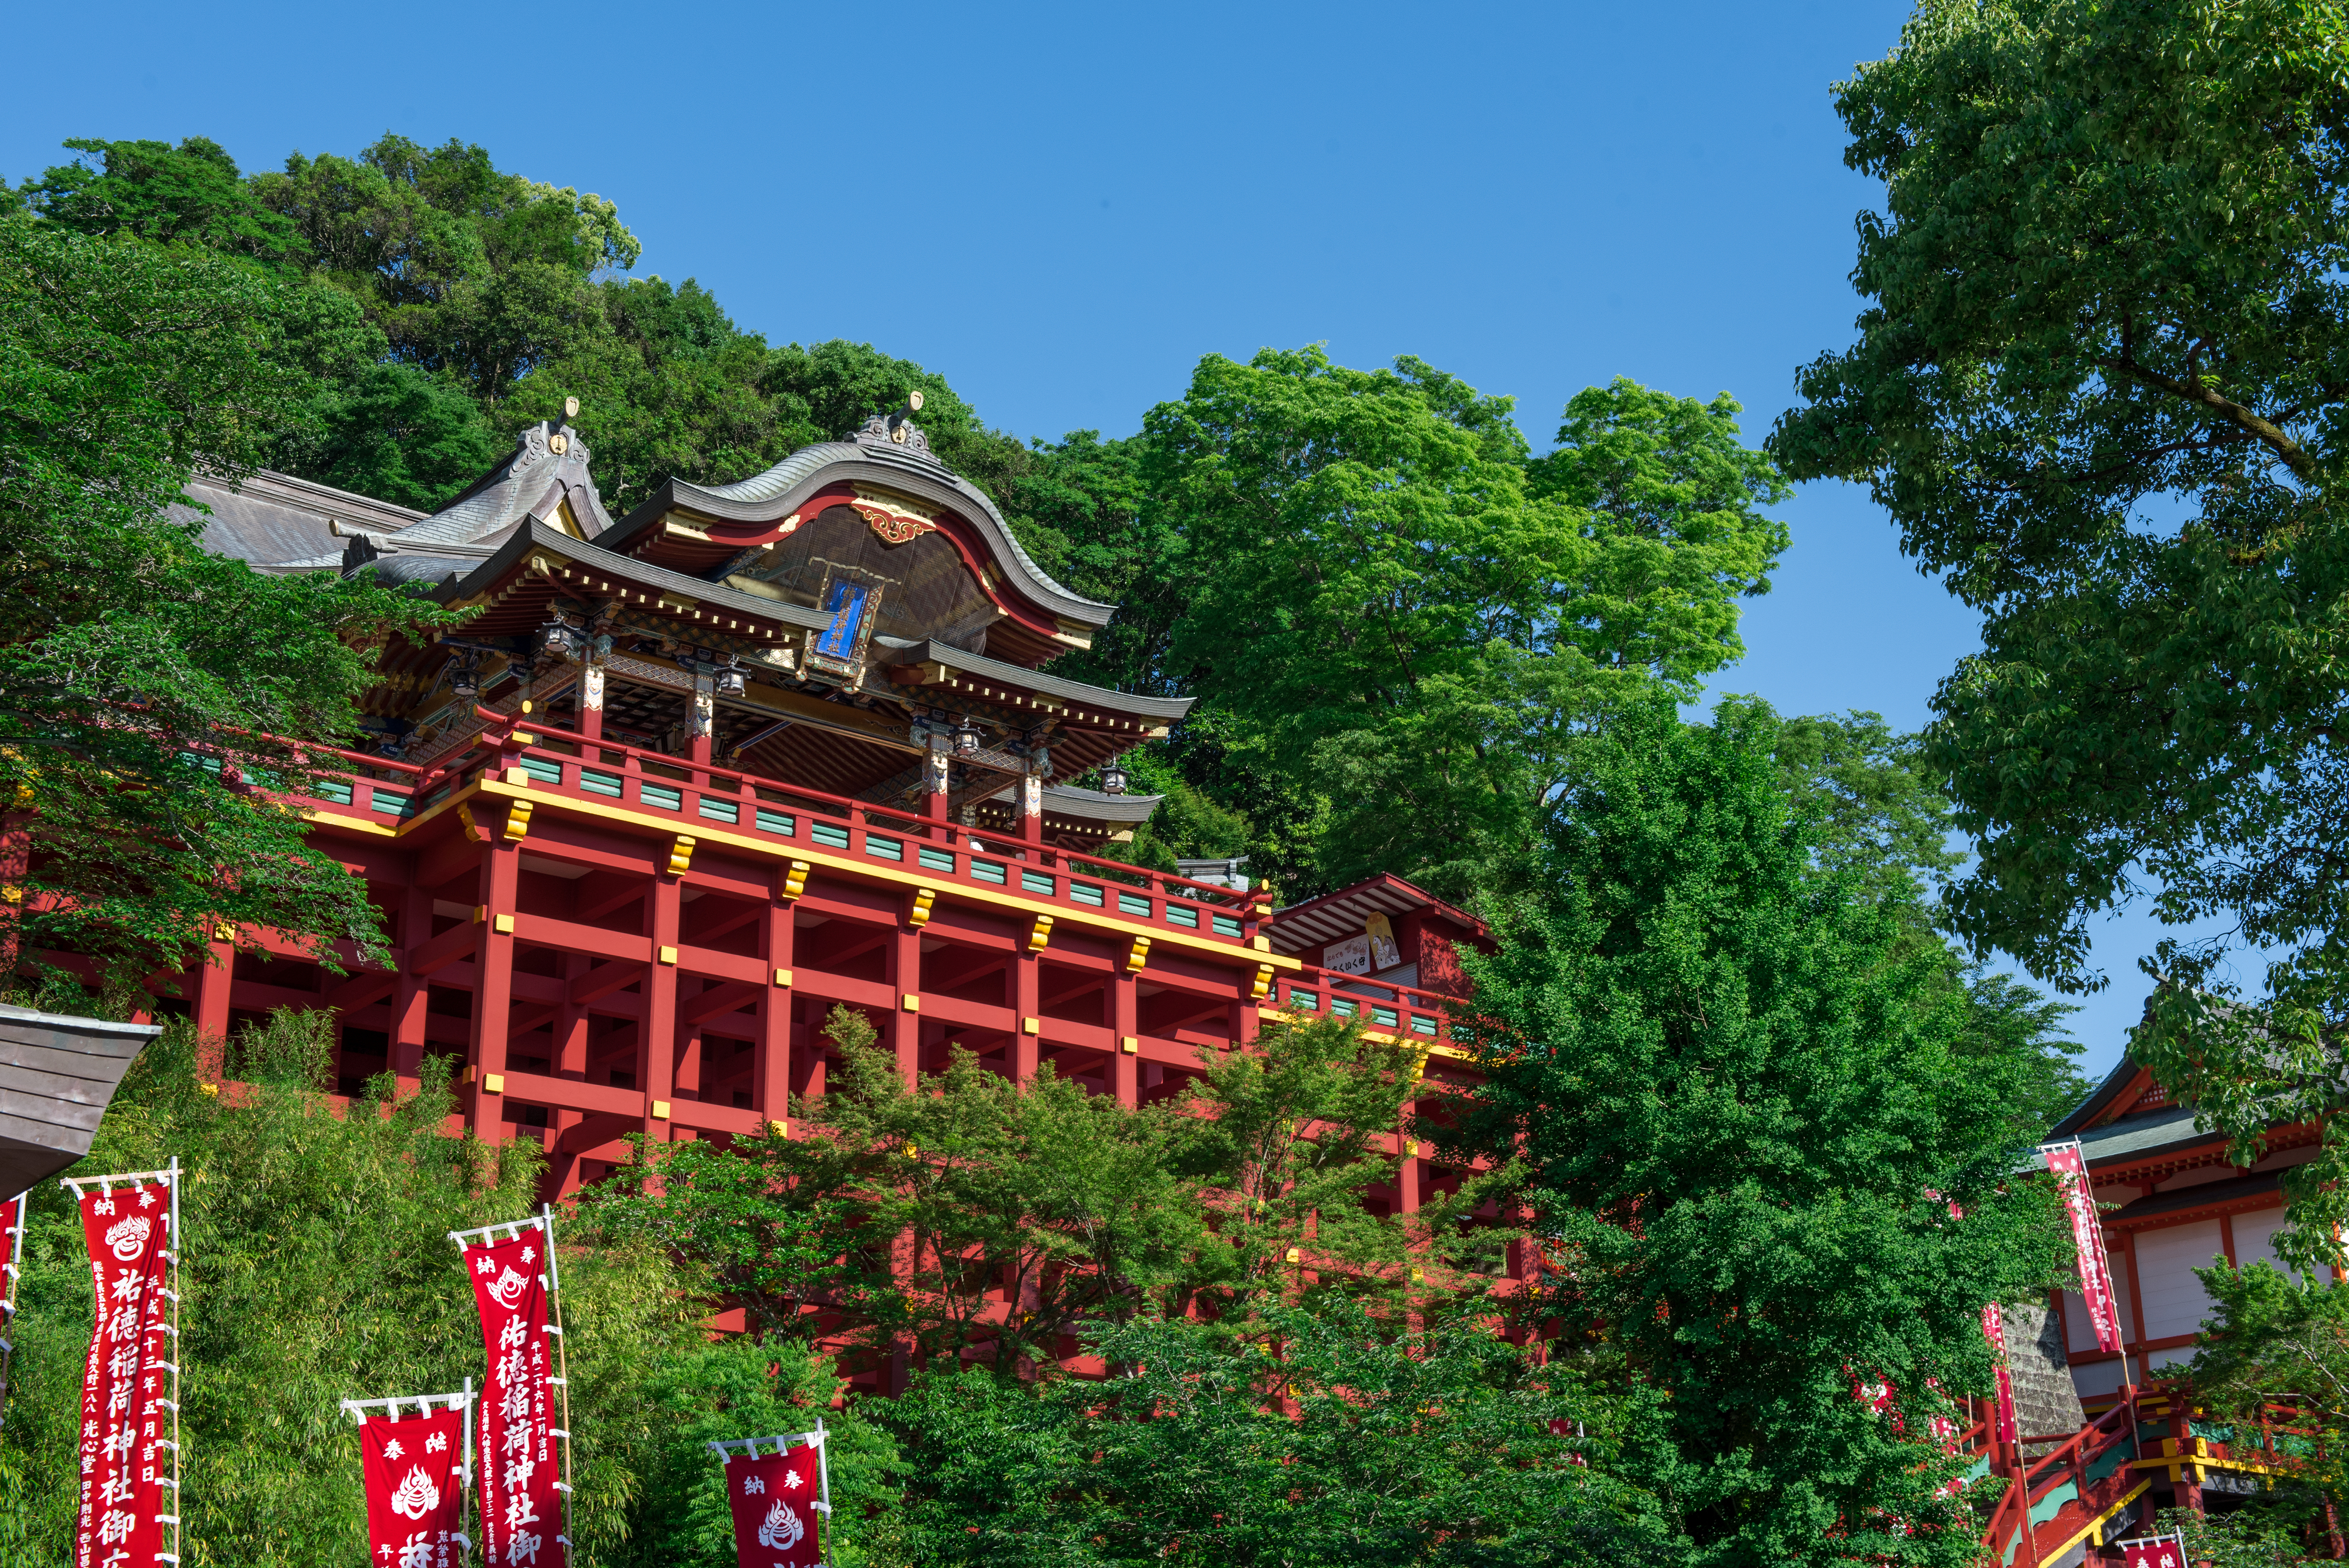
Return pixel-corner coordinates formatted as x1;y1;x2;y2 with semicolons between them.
715;664;746;697
540;622;578;660
1101;763;1129;796
954;719;981;758
449;658;480;699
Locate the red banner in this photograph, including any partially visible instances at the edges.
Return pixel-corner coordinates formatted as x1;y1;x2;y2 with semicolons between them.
2043;1142;2126;1354
72;1183;173;1568
465;1234;564;1568
2;1190;24;1324
364;1407;468;1568
1980;1303;2018;1446
722;1448;823;1568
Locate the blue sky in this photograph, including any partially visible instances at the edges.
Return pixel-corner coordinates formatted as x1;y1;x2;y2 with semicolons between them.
3;0;2162;1075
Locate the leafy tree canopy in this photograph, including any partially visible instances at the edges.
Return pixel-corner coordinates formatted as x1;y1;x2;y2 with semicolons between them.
880;1298;1668;1567
1445;698;2071;1566
1140;348;1789;900
1768;0;2349;1259
0;209;446;982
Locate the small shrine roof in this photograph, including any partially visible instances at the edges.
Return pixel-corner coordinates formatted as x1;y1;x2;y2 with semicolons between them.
1268;873;1487;957
176;469;427;569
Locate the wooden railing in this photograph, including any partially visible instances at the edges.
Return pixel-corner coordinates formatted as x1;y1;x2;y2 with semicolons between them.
1274;966;1463;1051
288;712;1276;954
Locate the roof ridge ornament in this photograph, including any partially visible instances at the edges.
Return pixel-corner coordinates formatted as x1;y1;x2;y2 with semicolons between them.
853;391;940;465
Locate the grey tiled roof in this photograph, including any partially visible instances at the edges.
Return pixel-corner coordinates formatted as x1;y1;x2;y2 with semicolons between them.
2074;1103;2221;1163
175;470;427;569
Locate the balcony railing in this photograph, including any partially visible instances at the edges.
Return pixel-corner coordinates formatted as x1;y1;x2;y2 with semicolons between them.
288;711;1277;953
1272;967;1463;1049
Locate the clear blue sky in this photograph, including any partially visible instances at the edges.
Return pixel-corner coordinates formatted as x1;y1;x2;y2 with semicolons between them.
2;0;2160;1076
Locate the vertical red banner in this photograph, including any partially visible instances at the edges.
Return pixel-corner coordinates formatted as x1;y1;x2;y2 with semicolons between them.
1;1190;25;1324
2043;1142;2126;1354
1980;1303;2018;1446
466;1234;564;1568
72;1184;173;1568
722;1448;823;1568
364;1407;469;1568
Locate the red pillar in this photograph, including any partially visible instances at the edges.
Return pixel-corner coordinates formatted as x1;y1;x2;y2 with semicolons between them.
466;841;519;1140
1014;941;1040;1084
891;909;921;1089
194;931;235;1079
579;664;605;744
642;864;681;1142
1019;773;1042;850
760;871;795;1128
390;881;433;1092
1112;970;1138;1107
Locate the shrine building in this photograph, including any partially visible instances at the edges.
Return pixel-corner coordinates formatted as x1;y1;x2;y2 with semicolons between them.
144;405;1491;1215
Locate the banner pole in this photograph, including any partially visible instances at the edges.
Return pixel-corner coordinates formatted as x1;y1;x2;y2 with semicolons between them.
167;1155;184;1568
465;1375;476;1554
541;1203;576;1557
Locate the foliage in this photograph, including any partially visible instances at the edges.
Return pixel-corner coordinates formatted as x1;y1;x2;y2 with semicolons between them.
591;1006;1496;1375
1442;698;2072;1566
880;1297;1670;1567
2176;1258;2349;1532
1768;0;2349;1260
2148;1506;2317;1568
0;209;446;984
1141;348;1788;900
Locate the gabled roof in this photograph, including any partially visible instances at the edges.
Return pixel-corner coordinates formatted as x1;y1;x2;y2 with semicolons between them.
175;469;427;570
270;421;619;578
603;425;1113;630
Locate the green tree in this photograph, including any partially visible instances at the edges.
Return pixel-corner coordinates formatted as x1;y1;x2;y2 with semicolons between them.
1443;698;2071;1566
0;209;445;984
1143;348;1788;900
2161;1259;2349;1549
18;137;305;271
1766;0;2349;1264
881;1297;1669;1567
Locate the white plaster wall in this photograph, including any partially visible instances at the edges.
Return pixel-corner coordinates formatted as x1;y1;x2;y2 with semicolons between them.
2132;1220;2228;1340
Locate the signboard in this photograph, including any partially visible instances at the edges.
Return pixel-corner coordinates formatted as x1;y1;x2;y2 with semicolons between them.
1365;913;1402;971
1324;935;1372;975
2119;1532;2188;1568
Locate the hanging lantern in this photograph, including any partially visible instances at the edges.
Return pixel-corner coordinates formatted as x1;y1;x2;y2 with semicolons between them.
1101;763;1129;796
715;663;746;697
954;719;981;758
540;622;578;660
449;658;480;699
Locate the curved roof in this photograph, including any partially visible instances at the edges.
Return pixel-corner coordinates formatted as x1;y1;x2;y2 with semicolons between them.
607;425;1114;627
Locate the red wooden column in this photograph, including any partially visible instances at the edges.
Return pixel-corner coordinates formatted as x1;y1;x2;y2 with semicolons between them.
465;839;521;1140
642;856;683;1141
1013;927;1041;1084
389;881;434;1092
1396;1110;1422;1216
1111;969;1139;1107
923;742;950;831
759;869;796;1129
578;663;604;744
1019;772;1042;849
193;931;235;1082
546;953;591;1196
892;893;923;1088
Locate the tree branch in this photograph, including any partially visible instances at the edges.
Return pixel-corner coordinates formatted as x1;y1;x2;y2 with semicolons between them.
2103;354;2318;481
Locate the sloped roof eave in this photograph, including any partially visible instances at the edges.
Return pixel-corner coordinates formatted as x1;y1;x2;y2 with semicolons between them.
607;442;1115;626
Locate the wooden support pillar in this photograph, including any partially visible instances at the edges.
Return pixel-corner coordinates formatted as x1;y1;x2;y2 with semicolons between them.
546;953;591;1198
1014;948;1040;1085
760;873;795;1128
1397;1111;1422;1217
892;914;921;1089
688;672;715;776
465;841;520;1140
1112;971;1138;1108
1019;773;1042;849
923;743;950;830
578;664;605;744
192;933;235;1082
642;864;682;1140
391;881;433;1091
